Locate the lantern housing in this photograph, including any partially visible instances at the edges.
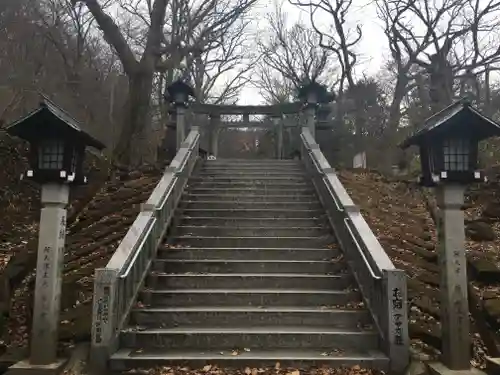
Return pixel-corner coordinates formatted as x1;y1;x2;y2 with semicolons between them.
164;79;195;107
5;95;105;185
297;81;335;106
401;99;500;187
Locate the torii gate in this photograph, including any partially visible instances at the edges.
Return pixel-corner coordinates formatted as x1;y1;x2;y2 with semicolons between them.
166;81;335;159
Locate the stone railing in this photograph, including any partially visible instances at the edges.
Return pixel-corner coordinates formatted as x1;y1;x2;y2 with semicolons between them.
300;128;409;374
90;128;200;370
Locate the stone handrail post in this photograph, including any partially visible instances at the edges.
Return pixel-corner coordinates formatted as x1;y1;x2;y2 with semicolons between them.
90;128;200;373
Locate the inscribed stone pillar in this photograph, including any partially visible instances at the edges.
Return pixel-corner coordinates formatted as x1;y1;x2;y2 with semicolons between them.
302;93;317;140
209;114;220;157
436;184;470;370
305;105;315;140
175;103;186;151
30;183;69;365
275;116;283;159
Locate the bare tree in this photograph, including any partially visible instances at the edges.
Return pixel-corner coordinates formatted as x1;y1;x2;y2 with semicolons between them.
156;0;257;104
255;66;297;104
0;0;119;146
288;0;361;98
71;0;168;166
186;12;254;104
288;0;363;162
372;0;500;169
75;0;256;166
378;0;500;131
255;1;337;104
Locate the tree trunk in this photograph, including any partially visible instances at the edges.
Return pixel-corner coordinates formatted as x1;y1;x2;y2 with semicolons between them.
428;54;453;112
382;78;407;172
484;67;492;115
113;68;157;167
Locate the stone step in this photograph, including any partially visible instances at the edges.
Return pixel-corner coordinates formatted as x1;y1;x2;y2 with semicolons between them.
201;164;304;170
201;167;304;173
198;171;306;177
190;176;309;183
178;217;328;228
110;348;389;371
151;259;346;274
139;289;360;307
204;159;301;163
180;201;322;210
173;225;328;237
128;306;371;328
205;159;301;165
119;326;379;350
145;273;353;290
170;235;334;248
178;208;325;218
183;194;317;202
187;181;312;189
186;188;316;196
156;247;339;261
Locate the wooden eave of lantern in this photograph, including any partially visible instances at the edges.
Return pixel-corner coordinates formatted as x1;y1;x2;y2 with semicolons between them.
5;95;105;185
298;81;334;104
400;98;500;187
164;80;195;107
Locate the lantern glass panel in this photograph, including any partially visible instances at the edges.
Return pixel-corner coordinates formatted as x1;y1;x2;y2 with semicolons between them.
443;138;469;171
71;149;77;172
38;140;64;170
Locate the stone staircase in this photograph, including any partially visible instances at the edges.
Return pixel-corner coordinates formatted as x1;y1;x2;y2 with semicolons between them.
110;159;389;371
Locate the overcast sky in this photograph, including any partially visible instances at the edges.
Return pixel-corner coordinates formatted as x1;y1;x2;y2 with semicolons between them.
239;0;387;104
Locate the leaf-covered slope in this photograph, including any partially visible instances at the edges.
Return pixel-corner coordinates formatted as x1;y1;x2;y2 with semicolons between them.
0;131;108;317
4;166;164;351
337;168;500;368
0;133;40;270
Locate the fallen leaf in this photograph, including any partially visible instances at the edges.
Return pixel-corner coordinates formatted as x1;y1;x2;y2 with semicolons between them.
202;365;212;372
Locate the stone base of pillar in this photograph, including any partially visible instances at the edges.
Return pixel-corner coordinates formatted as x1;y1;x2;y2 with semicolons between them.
6;359;67;375
428;362;486;375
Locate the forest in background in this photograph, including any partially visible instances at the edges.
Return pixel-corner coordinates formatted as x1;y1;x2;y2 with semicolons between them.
3;0;500;171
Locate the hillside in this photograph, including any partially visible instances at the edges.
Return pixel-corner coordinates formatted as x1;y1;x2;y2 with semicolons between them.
1;134;499;369
0;132;165;360
4;165;164;354
338;168;500;368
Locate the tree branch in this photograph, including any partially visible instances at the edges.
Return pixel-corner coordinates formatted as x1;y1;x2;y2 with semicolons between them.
78;0;138;75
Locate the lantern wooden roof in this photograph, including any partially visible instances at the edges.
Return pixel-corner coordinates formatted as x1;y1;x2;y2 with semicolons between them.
165;80;195;101
297;81;335;103
401;98;500;149
6;95;105;150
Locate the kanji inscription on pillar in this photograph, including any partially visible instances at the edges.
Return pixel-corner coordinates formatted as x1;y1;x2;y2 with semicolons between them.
392;287;405;345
